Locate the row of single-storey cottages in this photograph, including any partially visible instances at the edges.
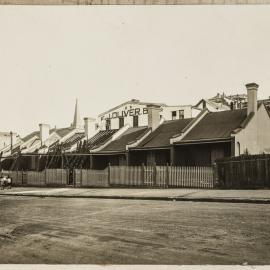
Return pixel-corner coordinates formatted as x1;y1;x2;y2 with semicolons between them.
1;82;270;171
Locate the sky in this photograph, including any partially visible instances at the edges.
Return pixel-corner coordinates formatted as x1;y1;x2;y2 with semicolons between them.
0;5;270;137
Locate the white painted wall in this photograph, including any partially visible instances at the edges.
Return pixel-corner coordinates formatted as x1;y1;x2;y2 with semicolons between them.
98;102;193;130
234;105;270;155
257;106;270;153
161;105;192;120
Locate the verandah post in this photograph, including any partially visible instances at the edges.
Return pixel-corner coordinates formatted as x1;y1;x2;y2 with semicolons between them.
61;154;64;169
80;168;83;188
90;155;94;170
265;156;269;188
44;168;47;186
212;162;218;188
108;163;111;187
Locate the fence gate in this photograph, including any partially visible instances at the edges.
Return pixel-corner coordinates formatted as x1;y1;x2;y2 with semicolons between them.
68;169;74;186
144;166;154;187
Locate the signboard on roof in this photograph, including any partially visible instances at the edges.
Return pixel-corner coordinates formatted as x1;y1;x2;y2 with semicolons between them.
101;107;148;120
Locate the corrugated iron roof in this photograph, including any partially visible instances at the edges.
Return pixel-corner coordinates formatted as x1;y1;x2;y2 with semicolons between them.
22;127;74;143
22;131;40;142
87;129;118;150
181;109;247;142
62;132;85;151
100;126;149;152
134;118;193;149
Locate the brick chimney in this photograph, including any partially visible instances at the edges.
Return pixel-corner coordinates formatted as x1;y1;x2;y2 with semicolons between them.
147;104;162;131
84;117;96;140
39;123;50;146
246;82;258;115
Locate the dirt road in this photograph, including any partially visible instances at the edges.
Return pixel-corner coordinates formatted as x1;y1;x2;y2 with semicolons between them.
0;196;269;264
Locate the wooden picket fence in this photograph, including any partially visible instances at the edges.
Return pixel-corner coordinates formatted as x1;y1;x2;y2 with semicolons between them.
168;166;215;188
74;165;216;188
216;154;270;188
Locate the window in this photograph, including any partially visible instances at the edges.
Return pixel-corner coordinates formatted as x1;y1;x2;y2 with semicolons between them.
133;115;139;127
105;119;111;130
179;110;184;119
119;117;124;128
172;111;177;120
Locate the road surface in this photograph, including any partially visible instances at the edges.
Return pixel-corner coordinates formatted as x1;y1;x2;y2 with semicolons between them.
0;196;269;264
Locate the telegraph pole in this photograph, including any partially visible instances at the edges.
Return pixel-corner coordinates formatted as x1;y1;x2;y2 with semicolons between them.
10;131;13;152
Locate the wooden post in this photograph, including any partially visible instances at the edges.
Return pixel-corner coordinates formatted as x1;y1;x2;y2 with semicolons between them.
231;137;235;157
108;163;111;187
36;155;40;171
65;169;68;186
80;168;83;188
170;146;175;166
212;163;218;188
0;151;2;171
90;155;94;169
17;170;19;186
44;168;47;186
265;157;269;188
125;152;130;166
141;163;145;186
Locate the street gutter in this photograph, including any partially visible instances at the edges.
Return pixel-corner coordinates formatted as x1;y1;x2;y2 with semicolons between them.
1;193;270;204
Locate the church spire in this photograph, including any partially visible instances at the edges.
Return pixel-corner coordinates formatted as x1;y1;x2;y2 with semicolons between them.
72;99;82;129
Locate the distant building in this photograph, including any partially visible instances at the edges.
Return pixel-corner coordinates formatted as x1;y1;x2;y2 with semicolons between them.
193;92;248;113
0;100;85;157
0;132;20;150
97;99;195;130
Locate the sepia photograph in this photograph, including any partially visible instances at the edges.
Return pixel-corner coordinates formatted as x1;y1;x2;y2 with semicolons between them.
0;4;270;268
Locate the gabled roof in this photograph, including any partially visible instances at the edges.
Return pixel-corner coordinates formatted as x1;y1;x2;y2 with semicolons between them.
87;129;119;150
100;126;149;153
22;127;74;143
22;131;40;142
54;127;74;138
133;118;193;149
194;99;230;111
49;132;85;152
62;132;85;151
179;109;248;143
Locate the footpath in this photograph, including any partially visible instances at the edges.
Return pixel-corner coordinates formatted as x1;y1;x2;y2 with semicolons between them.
1;187;270;204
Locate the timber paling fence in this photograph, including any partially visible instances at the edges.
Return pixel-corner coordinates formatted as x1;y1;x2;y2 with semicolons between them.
2;169;68;187
216;154;270;189
2;165;216;188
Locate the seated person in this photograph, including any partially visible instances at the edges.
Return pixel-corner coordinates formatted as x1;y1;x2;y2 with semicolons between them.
5;175;12;189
